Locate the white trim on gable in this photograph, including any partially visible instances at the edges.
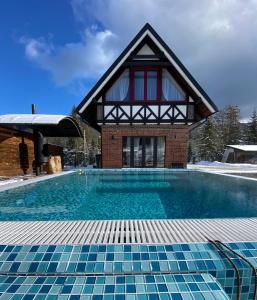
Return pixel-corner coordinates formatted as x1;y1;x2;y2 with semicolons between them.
79;29;216;114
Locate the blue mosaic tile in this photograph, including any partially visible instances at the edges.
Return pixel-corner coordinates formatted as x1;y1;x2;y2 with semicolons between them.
0;274;229;300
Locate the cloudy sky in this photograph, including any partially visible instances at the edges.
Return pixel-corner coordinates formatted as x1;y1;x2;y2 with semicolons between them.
0;0;257;118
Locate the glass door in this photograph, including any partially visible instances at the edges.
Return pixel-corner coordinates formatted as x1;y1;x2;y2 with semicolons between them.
122;137;131;167
133;137;143;167
144;137;154;167
123;137;165;168
156;137;165;167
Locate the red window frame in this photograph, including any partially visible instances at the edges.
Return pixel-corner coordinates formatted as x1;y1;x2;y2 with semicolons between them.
130;67;161;102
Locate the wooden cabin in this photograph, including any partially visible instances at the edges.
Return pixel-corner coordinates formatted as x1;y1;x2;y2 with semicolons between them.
0;126;35;176
77;23;218;168
0;126;65;177
0;114;82;176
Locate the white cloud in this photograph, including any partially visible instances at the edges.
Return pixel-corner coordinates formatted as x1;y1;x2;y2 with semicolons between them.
20;37;52;58
20;28;117;86
20;0;257;116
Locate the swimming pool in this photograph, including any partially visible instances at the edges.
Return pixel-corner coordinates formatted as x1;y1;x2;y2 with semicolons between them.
0;170;257;221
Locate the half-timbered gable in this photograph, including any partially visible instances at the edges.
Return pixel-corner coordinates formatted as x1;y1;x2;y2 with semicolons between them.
77;23;217;168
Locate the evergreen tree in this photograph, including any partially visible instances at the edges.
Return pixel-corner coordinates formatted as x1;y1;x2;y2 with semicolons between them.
189;105;257;162
66;105;82;151
198;117;218;161
213;108;227;160
88;139;97;164
48;105;100;166
223;105;241;145
247;109;257;144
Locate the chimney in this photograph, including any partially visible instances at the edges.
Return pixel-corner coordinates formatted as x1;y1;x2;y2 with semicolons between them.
31;104;36;114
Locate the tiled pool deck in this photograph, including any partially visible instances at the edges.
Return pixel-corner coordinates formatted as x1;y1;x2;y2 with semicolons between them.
0;242;256;299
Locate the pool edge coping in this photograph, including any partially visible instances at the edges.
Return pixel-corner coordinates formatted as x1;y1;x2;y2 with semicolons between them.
0;170;76;192
198;169;257;182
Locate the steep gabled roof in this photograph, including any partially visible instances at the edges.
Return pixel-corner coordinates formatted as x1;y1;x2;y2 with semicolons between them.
77;23;218;114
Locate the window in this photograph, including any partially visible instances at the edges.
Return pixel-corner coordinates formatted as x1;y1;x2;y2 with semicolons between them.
132;68;160;101
147;71;157;100
162;69;186;100
105;69;129;101
134;71;144;100
105;68;185;102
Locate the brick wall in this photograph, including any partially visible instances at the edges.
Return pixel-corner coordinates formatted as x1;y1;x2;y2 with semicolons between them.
101;125;189;168
0;127;35;176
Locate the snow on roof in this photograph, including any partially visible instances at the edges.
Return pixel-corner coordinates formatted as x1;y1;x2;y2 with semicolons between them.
227;145;257;152
0;114;68;125
0;114;82;137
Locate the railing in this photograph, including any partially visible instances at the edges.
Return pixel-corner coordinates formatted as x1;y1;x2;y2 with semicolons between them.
97;102;194;124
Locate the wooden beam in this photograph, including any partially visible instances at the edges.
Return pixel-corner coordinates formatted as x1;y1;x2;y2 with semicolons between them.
123;61;170;67
131;54;160;59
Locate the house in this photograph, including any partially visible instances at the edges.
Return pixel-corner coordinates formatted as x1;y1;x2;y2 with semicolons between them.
77;23;218;168
222;145;257;164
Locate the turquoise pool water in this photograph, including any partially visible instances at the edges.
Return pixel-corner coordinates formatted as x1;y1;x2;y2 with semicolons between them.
0;171;257;221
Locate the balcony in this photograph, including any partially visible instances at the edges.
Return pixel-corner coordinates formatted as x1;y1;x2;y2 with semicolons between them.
97;102;194;125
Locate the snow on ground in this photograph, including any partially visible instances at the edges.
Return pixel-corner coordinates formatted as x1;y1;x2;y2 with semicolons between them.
196;161;257;168
0;178;23;186
188;161;257;173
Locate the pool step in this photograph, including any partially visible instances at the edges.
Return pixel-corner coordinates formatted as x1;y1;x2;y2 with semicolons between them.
0;242;254;299
0;273;230;300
